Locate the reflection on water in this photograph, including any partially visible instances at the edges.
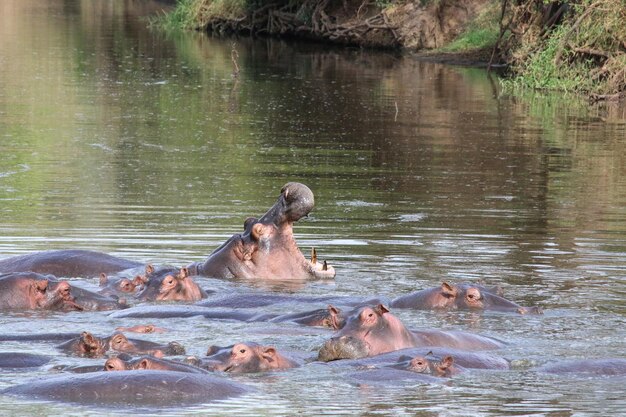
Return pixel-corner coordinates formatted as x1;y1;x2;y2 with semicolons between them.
1;0;625;415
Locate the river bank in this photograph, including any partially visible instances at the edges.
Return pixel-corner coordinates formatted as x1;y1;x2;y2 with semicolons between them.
156;0;625;101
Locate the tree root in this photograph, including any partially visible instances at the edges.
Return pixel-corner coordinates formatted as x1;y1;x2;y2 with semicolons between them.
199;0;399;48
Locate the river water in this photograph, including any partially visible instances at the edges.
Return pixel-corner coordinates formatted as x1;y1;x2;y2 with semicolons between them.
1;0;625;415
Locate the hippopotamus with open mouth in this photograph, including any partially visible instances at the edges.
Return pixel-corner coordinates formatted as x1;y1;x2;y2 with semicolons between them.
187;182;336;280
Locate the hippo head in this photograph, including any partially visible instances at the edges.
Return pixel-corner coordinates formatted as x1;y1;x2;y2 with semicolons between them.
99;273;142;294
191;182;336;281
44;281;85;311
103;357;130;371
214;343;289;373
285;305;346;329
407;354;456;377
318;304;418;361
455;284;543;314
135;267;204;302
76;332;107;357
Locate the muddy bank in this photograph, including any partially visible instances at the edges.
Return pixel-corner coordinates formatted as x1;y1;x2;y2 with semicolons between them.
197;0;491;56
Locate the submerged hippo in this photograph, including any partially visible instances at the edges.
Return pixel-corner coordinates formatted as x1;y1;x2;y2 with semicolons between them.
56;331;185;358
99;272;145;296
0;352;52;369
2;370;252;406
535;359;626;377
104;355;209;374
210;342;301;373
135;266;208;302
328;347;510;370
187;182;336;280
0;272;83;311
390;282;542;314
0;249;143;277
395;354;463;377
318;304;504;361
48;280;127;311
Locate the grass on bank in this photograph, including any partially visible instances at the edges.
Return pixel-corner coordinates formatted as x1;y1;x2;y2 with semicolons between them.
505;0;626;98
150;0;247;31
440;1;501;53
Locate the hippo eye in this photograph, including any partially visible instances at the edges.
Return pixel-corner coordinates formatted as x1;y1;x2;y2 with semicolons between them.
416;361;424;366
239;349;246;354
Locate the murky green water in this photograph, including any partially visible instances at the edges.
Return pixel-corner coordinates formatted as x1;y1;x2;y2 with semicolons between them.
1;0;625;415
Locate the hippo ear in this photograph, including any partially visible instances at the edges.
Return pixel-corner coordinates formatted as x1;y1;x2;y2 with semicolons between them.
145;264;155;275
132;275;147;286
178;267;189;280
440;355;454;369
99;273;108;286
138;358;150;369
374;304;390;315
251;223;270;241
436;356;454;376
261;347;277;362
328;305;343;330
328;305;341;315
244;217;258;230
441;282;458;297
311;248;317;265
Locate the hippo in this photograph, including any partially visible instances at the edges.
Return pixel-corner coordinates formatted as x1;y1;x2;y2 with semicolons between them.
390;282;542;314
0;332;80;343
135;266;208;302
104;355;209;374
318;304;505;361
0;249;143;277
393;354;463;377
210;342;301;373
195;292;389;310
56;331;185;358
99;272;145;296
0;352;52;369
109;303;344;329
535;359;626;376
186;182;336;280
0;272;82;311
2;370;252;406
48;280;127;311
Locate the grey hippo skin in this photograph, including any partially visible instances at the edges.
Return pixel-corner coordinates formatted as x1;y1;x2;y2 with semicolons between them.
0;250;143;277
2;370;252;406
535;359;626;376
390;282;542;314
0;352;52;369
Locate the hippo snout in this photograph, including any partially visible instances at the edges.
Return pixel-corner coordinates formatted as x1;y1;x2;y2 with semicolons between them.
318;335;369;362
166;341;186;355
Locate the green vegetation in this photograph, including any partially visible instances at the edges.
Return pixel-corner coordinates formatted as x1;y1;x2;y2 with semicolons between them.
154;0;625;100
502;0;625;99
442;2;500;52
149;0;201;30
